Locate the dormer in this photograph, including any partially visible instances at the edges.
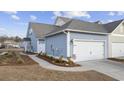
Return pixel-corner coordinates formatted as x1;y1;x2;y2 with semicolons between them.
55;16;71;26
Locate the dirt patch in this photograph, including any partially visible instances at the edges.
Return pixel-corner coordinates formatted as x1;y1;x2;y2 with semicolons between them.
0;52;116;81
0;52;37;66
0;65;117;81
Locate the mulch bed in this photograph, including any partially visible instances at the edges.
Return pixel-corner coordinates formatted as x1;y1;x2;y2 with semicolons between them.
24;51;37;55
37;55;80;67
108;58;124;63
0;52;38;66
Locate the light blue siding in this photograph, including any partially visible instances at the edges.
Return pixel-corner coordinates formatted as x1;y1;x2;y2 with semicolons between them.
46;33;67;57
70;32;108;58
27;30;37;52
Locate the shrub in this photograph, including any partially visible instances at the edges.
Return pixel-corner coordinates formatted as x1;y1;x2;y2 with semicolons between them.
37;51;42;56
58;56;63;63
67;57;74;65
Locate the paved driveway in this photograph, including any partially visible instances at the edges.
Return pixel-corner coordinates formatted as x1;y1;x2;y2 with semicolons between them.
78;59;124;80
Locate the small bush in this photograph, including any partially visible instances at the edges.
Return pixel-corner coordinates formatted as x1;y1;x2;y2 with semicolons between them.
58;56;63;63
67;57;74;65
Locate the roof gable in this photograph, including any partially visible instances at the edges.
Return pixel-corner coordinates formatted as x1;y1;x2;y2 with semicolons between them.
103;19;123;33
28;22;59;38
112;21;124;34
55;16;71;26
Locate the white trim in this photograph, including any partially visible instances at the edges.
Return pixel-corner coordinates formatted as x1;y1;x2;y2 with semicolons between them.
67;31;71;57
45;28;108;37
45;30;64;37
73;38;106;42
66;29;109;35
112;20;124;33
111;34;124;37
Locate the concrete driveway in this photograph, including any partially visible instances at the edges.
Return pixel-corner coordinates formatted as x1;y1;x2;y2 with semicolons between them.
78;59;124;80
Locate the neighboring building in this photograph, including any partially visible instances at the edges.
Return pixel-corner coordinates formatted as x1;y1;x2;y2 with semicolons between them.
3;40;20;48
21;38;31;52
25;16;124;62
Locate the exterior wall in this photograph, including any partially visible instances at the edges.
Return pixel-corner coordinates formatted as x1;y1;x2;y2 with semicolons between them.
108;22;124;57
45;33;67;57
37;39;45;53
108;35;124;57
113;22;124;35
55;18;66;26
70;32;108;58
27;29;37;52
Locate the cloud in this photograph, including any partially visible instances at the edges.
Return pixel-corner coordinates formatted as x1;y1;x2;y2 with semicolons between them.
11;15;20;21
0;27;6;31
108;12;115;16
117;11;124;15
107;19;113;22
3;11;17;14
108;11;124;16
17;22;28;26
30;15;37;21
52;11;91;19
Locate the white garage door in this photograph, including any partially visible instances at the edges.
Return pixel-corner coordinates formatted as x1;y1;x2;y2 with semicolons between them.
73;40;105;62
112;43;124;57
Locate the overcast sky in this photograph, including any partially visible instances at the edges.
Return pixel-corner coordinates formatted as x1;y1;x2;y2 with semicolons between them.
0;11;124;38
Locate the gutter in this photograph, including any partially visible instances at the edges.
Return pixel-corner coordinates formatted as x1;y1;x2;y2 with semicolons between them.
45;28;109;37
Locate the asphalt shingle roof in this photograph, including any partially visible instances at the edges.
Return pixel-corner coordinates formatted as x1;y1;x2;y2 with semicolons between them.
29;22;60;38
103;19;123;33
28;17;124;37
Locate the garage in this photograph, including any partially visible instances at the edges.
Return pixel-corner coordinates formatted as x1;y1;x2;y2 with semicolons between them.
112;43;124;57
73;40;105;62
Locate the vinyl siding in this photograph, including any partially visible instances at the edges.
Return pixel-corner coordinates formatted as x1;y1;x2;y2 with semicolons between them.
108;35;124;57
27;29;37;52
112;23;124;35
45;33;67;57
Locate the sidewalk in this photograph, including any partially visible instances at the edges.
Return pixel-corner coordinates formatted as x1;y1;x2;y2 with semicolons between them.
28;55;91;72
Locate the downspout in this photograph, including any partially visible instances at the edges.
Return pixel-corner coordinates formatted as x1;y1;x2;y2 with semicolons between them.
63;31;71;57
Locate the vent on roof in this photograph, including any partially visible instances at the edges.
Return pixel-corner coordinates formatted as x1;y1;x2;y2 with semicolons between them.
94;21;102;24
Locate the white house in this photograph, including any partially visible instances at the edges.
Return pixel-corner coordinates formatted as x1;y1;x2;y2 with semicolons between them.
25;17;124;62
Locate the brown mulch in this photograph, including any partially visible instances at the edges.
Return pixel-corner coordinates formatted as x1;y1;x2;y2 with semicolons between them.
108;58;124;63
0;64;117;81
37;55;80;67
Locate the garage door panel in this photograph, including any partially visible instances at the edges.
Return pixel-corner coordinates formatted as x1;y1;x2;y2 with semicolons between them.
112;43;124;57
73;41;105;62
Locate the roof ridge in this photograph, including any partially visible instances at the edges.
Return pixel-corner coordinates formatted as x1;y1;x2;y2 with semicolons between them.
104;19;124;25
29;22;59;27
